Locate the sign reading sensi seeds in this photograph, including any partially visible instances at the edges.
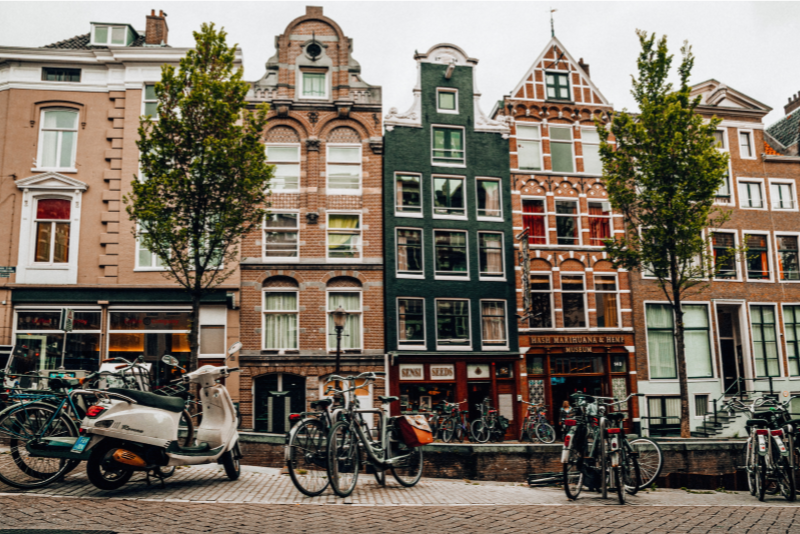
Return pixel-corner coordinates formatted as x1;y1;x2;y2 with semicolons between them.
430;364;455;380
399;364;424;380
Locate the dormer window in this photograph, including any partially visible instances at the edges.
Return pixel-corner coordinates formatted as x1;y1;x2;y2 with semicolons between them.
545;72;570;101
301;70;327;99
91;24;132;46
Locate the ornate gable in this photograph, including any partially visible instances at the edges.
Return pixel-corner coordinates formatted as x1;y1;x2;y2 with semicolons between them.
15;172;88;191
691;79;772;114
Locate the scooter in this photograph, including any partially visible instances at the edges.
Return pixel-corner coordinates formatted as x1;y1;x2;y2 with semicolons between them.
75;343;244;490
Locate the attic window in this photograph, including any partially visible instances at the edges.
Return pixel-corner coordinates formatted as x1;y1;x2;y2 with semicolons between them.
92;25;130;46
545;72;570;101
42;68;81;83
300;69;327;99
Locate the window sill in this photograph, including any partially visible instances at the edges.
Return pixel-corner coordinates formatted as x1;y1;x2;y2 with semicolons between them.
432;214;468;220
32;167;77;174
327;258;363;263
397;273;425;279
482;345;510;351
134;267;169;272
326;189;362;196
26;265;71;270
395;212;424;218
478;276;506;282
270;189;301;195
437;109;459;115
778;279;800;283
477;216;504;222
739;206;768;211
772;207;799;212
199;354;225;359
398;345;427;351
432;163;467;169
434;275;470;281
437;345;472;351
262;258;299;263
745;278;775;283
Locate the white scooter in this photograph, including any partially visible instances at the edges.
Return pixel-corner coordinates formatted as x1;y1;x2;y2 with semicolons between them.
75;343;243;490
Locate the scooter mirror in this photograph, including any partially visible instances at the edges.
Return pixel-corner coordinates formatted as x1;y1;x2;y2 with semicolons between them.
228;342;243;355
162;355;180;367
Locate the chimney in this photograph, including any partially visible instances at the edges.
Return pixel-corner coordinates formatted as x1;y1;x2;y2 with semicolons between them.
786;91;800;116
306;6;323;17
145;9;169;45
578;58;590;78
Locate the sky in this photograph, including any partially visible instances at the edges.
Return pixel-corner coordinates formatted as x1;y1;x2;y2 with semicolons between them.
1;1;798;126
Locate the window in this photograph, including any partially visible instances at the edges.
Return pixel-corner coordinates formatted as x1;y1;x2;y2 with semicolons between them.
712;130;726;149
301;71;326;98
695;395;709;417
778;236;800;281
740;181;763;208
581;128;602;174
143;84;158;117
263;213;299;259
481;301;508;348
263;292;298;350
771;182;795;210
327;146;361;192
396;228;423;276
783;306;800;376
437;89;458;113
751;305;779;377
434;230;468;278
328;292;361;350
545;72;570;101
42;68;80;82
433;176;466;217
327;214;360;260
38;109;78;170
395;173;421;215
555;200;579;245
13;309;101;374
517;124;542;171
529;274;553;329
136;224;167;270
478;233;504;278
712;130;731;200
561;275;586;328
549;126;574;173
522;199;547;245
34;198;70;264
398;298;425;348
432;127;465;166
436;300;470;348
646;304;712;379
200;325;225;356
588;201;611;246
92;25;129;46
477;178;501;218
595;275;619;328
109;311;190;381
684;305;713;378
712;232;736;279
266;145;300;191
739;131;754;159
745;234;770;280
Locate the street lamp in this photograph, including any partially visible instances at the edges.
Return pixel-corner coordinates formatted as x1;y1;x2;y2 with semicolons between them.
330;305;349;375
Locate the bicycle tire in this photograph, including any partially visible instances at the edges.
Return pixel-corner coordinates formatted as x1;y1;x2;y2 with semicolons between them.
287;418;329;497
0;403;78;489
535;423;556;444
470;419;489;443
783;433;797;502
441;417;456;443
629;437;663;490
746;437;757;496
622;449;642;496
563;448;584;500
388;432;423;487
600;425;607;499
455;421;466;443
756;454;767;501
614;465;625;504
519;418;529;442
327;421;360;498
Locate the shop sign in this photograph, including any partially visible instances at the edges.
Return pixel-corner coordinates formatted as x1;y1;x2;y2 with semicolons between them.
529;335;625;345
467;364;490;379
430;364;455;380
399;364;424;380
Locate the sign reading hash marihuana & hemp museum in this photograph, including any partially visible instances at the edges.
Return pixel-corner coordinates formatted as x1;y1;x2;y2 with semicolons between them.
528;336;625;344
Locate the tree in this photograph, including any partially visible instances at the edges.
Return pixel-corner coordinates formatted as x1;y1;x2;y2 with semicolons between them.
125;24;273;372
596;31;731;438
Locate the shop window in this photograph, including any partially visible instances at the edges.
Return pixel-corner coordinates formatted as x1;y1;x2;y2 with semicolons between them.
545;72;570;101
266;145;300;191
481;301;507;348
434;230;468;278
264;213;299;259
561;275;586;328
712;232;736;279
746;234;770;280
42;67;81;83
399;382;455;414
529;274;553;329
771;182;795;210
327;214;361;260
555;200;579;245
437;89;458;113
551;355;603;374
783;305;800;376
397;298;425;348
34;198;71;264
433;176;466;217
478;232;504;278
327;292;362;351
581;128;602;174
432;126;465;166
522;199;547;245
396;228;423;276
778;236;799;281
395;173;422;215
594;275;619;328
588;201;611;246
527;356;545;375
476;178;501;219
517;124;542;171
436;300;470;348
327;146;361;192
751;305;779;377
549;126;574;173
263;292;298;350
38;109;78;170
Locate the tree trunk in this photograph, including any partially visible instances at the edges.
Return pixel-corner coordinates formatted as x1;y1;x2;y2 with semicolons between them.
673;292;691;438
188;292;201;373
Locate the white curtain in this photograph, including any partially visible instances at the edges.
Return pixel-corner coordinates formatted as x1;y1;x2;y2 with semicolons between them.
481;302;506;344
264;293;297;349
481;234;503;274
329;292;361;350
646;304;676;379
684;305;712;378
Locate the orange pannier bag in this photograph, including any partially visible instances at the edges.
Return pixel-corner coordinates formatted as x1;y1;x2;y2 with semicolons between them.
396;414;434;447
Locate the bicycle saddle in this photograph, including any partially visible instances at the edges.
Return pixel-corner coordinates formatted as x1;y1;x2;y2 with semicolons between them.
745;419;769;428
310;398;333;409
606;412;625;422
378;395;399;404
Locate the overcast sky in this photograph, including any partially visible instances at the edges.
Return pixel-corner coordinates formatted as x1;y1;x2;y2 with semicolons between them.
2;1;798;126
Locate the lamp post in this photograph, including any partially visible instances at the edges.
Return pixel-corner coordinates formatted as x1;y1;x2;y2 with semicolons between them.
330;305;349;375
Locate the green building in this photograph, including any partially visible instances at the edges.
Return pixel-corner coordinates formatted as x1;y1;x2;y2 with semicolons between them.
383;44;521;437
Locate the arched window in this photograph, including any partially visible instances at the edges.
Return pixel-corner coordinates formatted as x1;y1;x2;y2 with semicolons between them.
38;109;79;170
263;277;299;350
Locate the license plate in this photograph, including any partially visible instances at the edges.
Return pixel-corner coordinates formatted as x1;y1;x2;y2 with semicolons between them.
71;436;90;453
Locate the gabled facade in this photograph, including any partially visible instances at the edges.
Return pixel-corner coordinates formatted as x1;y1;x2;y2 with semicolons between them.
495;37;638;431
238;6;385;433
383;44;520;436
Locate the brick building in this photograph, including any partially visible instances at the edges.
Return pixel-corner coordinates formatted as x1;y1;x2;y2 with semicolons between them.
494;37;638;430
238;6;385;432
0;11;241;393
633;80;800;436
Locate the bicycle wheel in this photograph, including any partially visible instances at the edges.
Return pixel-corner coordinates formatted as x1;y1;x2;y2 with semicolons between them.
613;465;625;504
388;432;423;487
326;421;360;498
470;419;489;443
0;403;78;489
756;454;767;501
745;437;757;496
441;417;455;443
535;423;556;444
778;456;796;502
455;421;466;443
629;438;663;490
287;418;329;497
622;448;642;496
563;448;584;500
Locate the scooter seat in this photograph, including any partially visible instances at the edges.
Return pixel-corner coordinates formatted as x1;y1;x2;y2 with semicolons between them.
108;388;185;413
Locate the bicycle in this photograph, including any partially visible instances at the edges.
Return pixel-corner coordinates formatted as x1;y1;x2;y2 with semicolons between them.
519;401;555;443
470;397;500;443
325;371;424;497
439;400;469;443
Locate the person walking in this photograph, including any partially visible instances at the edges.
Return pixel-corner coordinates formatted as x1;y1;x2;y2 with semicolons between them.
559;400;573;439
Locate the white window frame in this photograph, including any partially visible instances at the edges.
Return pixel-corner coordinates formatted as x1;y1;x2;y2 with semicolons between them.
744;230;774;283
262;288;299;351
593;273;621;329
587;200;612;248
480;299;509;351
298;70;329;100
779;303;800;377
394;172;423;218
560;273;588;329
768;178;797;212
738;129;756;160
435;298;472;351
748;302;784;378
433;229;470;281
436;88;459;114
266;143;301;192
515;123;544;172
521;196;549;245
548;125;575;174
30;196;73;267
397;297;427;350
580;127;603;175
711;230;740;282
326;143;362;195
325;212;362;263
135;224;168;271
774;232;800;283
35;108;78;172
326;289;363;351
431;125;466;168
477;231;505;281
91;24;129;46
142;83;158;119
554;198;581;246
526;271;554;330
395;227;424;279
476;177;503;220
737;177;766;210
263;211;300;262
713;128;735;207
431;174;467;220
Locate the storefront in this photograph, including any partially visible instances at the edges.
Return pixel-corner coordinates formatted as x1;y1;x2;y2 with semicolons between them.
522;334;637;431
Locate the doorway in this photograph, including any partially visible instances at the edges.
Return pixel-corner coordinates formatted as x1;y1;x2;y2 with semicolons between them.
467;381;492;421
716;304;744;393
254;373;306;433
550;376;604;418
